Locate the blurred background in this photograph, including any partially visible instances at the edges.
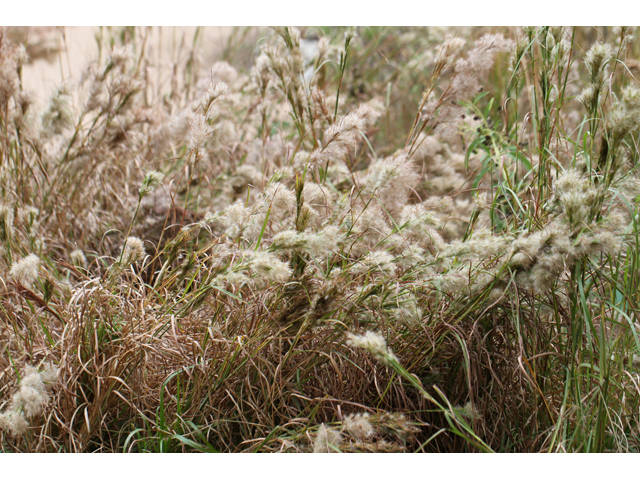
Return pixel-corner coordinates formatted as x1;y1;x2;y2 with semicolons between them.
5;26;236;106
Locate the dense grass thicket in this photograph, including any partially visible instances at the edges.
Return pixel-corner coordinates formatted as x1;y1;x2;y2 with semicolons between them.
2;26;640;452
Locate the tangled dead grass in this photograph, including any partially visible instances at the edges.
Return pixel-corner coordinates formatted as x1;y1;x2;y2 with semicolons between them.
1;26;640;452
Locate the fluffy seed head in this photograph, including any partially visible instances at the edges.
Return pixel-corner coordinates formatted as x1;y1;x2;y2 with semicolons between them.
0;364;59;437
202;81;228;119
41;83;74;136
40;363;59;385
264;183;296;219
188;112;212;151
120;237;146;265
391;295;423;326
248;251;292;286
355;250;397;277
584;42;614;85
434;35;465;72
343;413;374;441
10;254;40;287
70;249;87;268
0;410;29;437
307;226;342;258
13;370;47;418
139;170;165;196
313;424;342;453
107;45;134;67
271;230;308;251
346;331;398;366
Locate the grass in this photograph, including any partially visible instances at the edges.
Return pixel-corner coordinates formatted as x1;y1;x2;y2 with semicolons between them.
1;25;640;452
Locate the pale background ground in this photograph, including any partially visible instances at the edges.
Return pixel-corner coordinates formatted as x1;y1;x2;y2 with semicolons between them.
6;26;234;106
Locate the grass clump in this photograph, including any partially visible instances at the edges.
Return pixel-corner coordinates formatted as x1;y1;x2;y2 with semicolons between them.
1;25;640;452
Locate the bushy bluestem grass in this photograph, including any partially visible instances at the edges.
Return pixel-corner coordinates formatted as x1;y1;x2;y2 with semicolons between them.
1;26;640;452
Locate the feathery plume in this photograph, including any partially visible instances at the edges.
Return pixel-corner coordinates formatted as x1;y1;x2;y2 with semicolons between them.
346;331;398;366
10;254;40;287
